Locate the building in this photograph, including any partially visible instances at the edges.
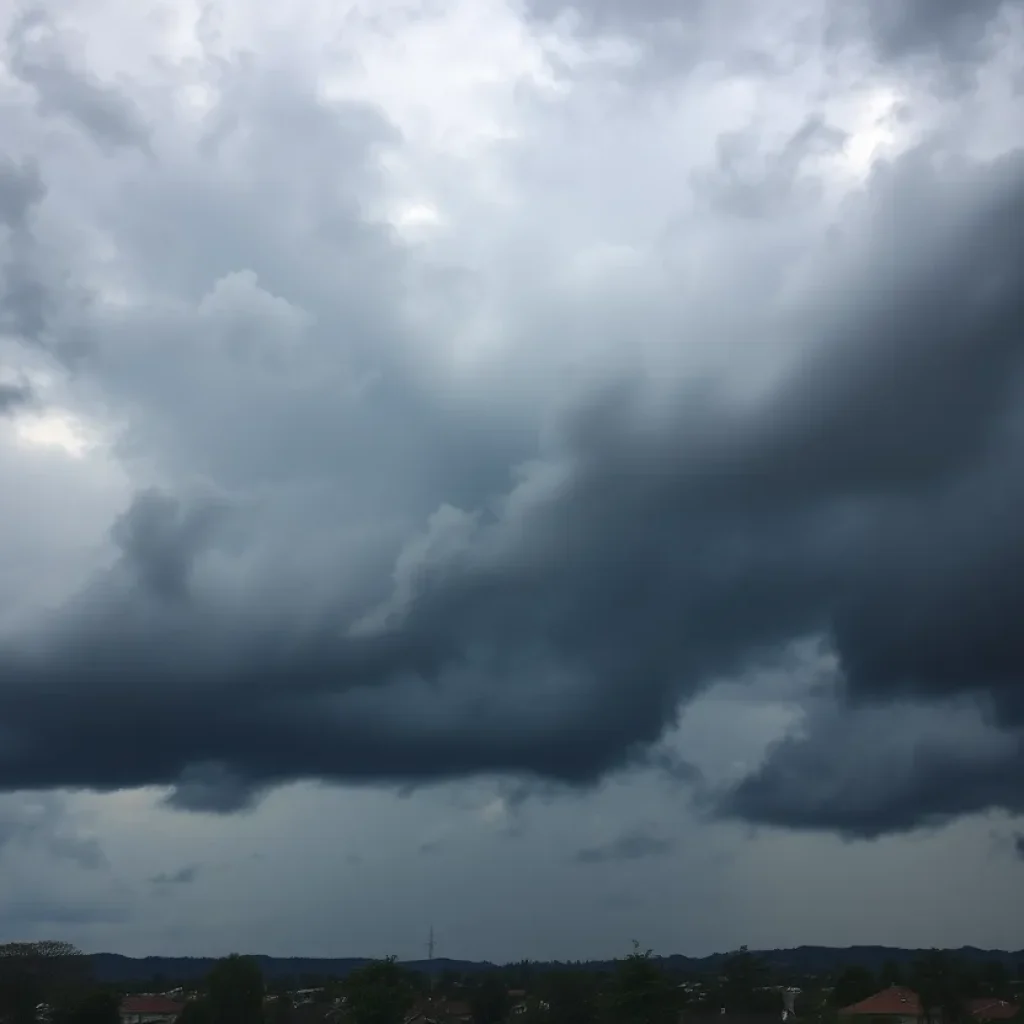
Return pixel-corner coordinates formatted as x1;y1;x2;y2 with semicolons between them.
839;986;923;1024
404;998;474;1024
120;996;185;1024
967;999;1019;1022
839;986;1020;1024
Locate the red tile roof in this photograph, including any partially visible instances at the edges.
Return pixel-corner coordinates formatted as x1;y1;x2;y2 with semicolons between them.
121;996;185;1017
840;987;922;1017
969;1000;1019;1021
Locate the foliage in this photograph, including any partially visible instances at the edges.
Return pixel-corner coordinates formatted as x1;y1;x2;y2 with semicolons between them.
911;950;968;1024
177;1000;214;1024
56;990;121;1024
470;974;509;1024
538;967;599;1024
832;967;879;1009
0;941;89;1024
879;962;903;989
207;955;265;1024
343;956;417;1024
713;947;778;1015
605;944;677;1024
270;993;293;1024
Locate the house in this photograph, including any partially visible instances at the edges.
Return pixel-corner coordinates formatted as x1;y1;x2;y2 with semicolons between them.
404;999;473;1024
840;986;1020;1024
968;1000;1019;1022
120;996;185;1024
839;986;923;1024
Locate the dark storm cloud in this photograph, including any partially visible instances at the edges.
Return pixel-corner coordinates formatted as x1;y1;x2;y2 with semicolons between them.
573;830;674;864
1015;834;1024;860
6;9;150;152
715;698;1024;838
110;490;230;604
2;141;1024;833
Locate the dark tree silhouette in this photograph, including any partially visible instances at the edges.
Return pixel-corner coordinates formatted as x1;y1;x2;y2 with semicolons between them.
470;974;509;1024
832;968;878;1009
177;1000;213;1024
343;957;417;1024
0;941;89;1024
606;943;678;1024
207;955;265;1024
58;991;121;1024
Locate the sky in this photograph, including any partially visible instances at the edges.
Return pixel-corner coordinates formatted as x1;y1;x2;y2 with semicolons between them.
2;0;1024;964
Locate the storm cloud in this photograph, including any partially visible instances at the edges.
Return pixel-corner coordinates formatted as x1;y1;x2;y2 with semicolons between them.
1;0;1024;848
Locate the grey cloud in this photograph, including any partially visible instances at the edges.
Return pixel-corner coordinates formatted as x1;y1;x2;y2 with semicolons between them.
0;795;105;870
6;9;150;152
1;142;1024;833
1015;834;1024;860
163;763;265;814
691;115;848;220
715;696;1024;838
0;14;1023;848
0;381;33;416
856;0;1013;66
0;265;49;341
150;864;201;886
110;490;230;604
574;829;675;864
0;159;45;230
0;896;129;927
0;158;49;341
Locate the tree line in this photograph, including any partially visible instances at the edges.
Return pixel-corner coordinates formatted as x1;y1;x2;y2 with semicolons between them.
3;940;1022;1024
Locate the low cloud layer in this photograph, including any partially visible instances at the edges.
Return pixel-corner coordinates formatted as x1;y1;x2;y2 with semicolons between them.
574;830;675;864
1;0;1023;846
150;865;201;887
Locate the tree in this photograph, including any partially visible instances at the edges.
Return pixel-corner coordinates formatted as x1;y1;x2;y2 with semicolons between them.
879;963;903;989
177;1001;213;1024
343;957;417;1024
911;951;968;1024
207;955;265;1024
470;974;509;1024
978;961;1010;999
606;944;677;1024
0;941;89;1024
717;947;776;1014
58;991;121;1024
832;968;878;1010
270;993;293;1024
539;968;598;1024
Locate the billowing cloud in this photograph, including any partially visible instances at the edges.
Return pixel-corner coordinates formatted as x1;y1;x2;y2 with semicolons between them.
6;8;150;152
0;0;1023;845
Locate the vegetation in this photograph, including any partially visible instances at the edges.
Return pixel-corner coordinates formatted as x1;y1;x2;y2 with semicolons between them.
207;954;265;1024
343;956;417;1024
1;939;1022;1024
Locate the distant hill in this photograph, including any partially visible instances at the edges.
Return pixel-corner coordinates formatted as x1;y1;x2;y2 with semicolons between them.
86;946;1024;984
